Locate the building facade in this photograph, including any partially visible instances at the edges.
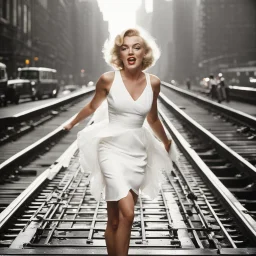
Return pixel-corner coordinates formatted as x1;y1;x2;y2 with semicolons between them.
172;0;198;83
0;0;108;84
78;0;108;83
197;0;256;75
136;0;173;81
0;0;33;78
136;0;256;83
136;0;152;32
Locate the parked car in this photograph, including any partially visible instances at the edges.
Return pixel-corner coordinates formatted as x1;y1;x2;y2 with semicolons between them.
0;62;8;106
61;84;80;95
17;67;59;100
6;79;33;104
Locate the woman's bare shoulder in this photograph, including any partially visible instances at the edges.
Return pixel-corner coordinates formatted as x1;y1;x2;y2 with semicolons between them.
149;74;161;91
99;71;115;85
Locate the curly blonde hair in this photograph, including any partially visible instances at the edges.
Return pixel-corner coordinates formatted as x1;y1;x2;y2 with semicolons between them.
103;27;161;70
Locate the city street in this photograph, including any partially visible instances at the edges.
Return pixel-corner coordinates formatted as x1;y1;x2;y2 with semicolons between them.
0;86;86;117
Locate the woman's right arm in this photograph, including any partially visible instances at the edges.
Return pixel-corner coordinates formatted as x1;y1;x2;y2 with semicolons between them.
64;72;114;130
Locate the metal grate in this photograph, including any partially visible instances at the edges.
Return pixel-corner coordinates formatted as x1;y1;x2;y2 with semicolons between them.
5;150;249;250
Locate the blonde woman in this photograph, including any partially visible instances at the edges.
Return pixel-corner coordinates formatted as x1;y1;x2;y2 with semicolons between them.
64;27;177;256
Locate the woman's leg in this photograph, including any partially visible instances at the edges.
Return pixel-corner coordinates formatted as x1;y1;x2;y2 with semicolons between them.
116;190;138;256
105;201;119;256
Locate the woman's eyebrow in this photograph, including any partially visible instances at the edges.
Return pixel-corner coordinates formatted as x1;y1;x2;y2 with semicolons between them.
122;43;141;47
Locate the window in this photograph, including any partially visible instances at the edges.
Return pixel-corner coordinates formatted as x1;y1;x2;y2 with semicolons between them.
48;72;53;79
19;70;39;79
38;0;47;9
0;69;7;80
41;71;48;80
28;7;31;33
18;0;21;26
23;4;27;34
13;0;17;26
1;0;10;20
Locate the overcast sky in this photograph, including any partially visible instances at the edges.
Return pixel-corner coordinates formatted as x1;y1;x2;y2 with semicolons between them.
97;0;153;38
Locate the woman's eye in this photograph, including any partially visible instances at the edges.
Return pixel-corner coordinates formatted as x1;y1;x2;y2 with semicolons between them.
135;47;140;50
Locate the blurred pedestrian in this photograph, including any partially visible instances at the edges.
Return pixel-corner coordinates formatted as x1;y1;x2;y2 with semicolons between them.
219;76;229;102
208;74;217;99
186;78;191;90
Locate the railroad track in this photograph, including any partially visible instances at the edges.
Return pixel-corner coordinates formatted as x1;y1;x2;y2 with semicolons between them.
188;84;256;105
0;88;94;164
0;89;94;214
161;83;256;164
0;88;94;147
159;83;256;221
0;86;256;255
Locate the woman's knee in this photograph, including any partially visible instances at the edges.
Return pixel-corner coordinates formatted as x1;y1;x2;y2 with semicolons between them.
120;209;134;224
107;219;119;231
118;192;135;224
107;202;119;231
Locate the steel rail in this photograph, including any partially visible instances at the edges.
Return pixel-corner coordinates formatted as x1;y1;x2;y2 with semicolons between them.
0;114;77;176
0;93;256;254
0;111;93;232
159;91;256;180
158;103;256;244
161;82;256;128
0;87;95;130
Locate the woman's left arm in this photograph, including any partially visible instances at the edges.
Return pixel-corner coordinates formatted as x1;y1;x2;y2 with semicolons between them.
146;75;172;152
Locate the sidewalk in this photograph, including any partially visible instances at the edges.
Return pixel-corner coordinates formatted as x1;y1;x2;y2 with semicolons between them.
177;84;256;117
0;86;91;118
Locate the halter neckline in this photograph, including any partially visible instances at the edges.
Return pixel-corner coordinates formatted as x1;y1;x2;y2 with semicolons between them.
118;70;149;102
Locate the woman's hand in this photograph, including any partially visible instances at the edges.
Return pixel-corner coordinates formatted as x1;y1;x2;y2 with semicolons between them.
164;140;172;153
63;123;74;131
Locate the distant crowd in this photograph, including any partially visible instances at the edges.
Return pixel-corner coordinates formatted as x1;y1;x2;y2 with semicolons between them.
207;73;229;103
185;73;230;103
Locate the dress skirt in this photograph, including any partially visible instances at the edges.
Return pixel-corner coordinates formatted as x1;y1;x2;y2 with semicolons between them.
77;101;179;201
98;127;147;201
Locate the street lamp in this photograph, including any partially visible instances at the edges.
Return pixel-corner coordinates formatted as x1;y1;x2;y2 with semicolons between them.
34;57;39;66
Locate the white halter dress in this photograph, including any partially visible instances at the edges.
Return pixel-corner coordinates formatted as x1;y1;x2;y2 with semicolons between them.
77;70;179;201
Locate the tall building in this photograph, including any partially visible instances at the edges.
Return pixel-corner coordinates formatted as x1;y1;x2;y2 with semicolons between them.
172;0;198;83
46;0;79;83
192;0;202;80
198;0;256;75
71;0;85;84
136;0;152;32
136;0;256;82
0;0;108;83
136;0;197;82
150;0;173;81
136;0;175;81
78;0;109;82
0;0;33;78
31;0;52;69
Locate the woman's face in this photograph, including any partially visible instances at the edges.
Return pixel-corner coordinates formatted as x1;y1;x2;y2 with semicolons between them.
119;36;146;70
